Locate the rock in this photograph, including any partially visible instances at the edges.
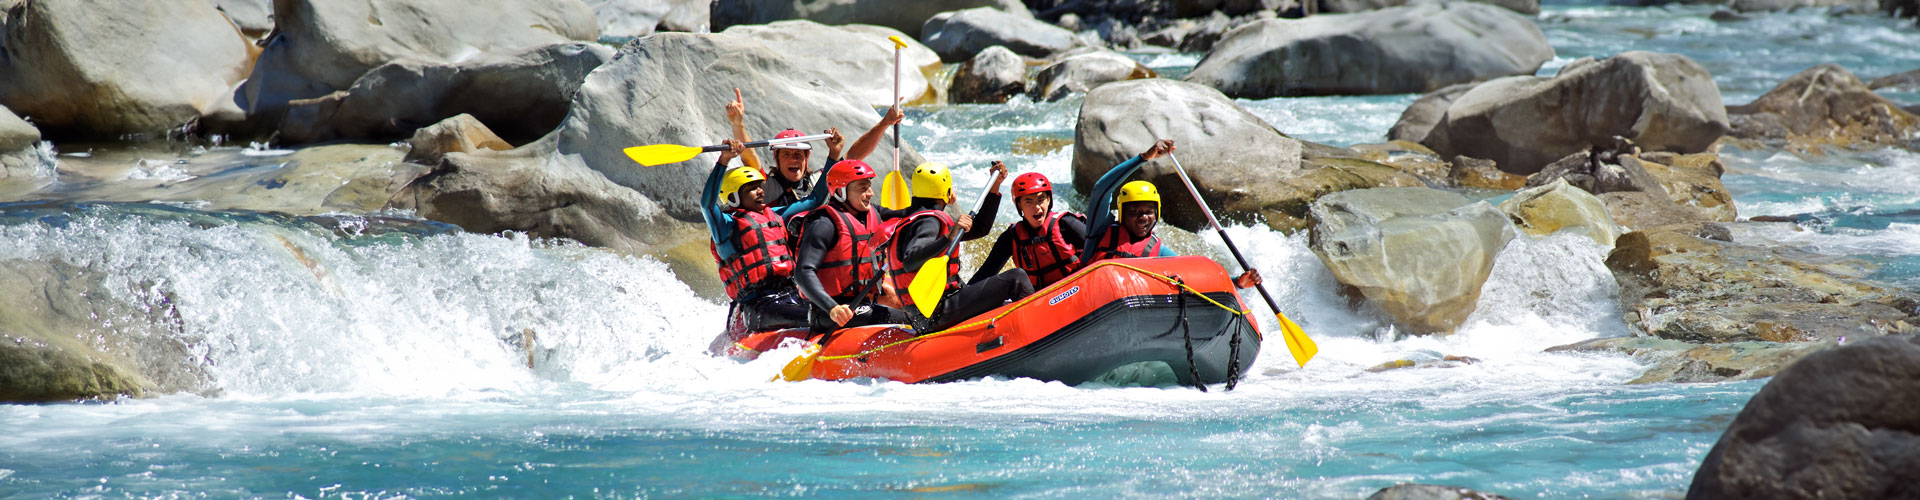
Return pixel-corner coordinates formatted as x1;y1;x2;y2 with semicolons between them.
722;21;942;107
1349;141;1451;184
1366;483;1512;500
1265;155;1429;232
922;7;1077;62
215;0;275;38
1309;187;1516;335
1499;178;1621;247
1364;352;1480;372
1184;3;1551;98
1688;335;1920;499
1890;0;1920;19
241;0;598;121
1320;0;1540;14
1178;11;1239;53
405;114;514;165
1601;191;1723;231
1868;68;1920;90
553;33;924;222
1423;52;1729;175
1388;83;1478;144
1030;47;1154;101
589;0;710;38
1450;155;1526;190
0;105;39;153
1547;336;1835;384
1709;9;1751;21
1729;0;1875;12
713;0;1031;38
1526;148;1666;197
949;46;1030;104
0;260;213;402
1637;151;1737;223
1606;223;1920;344
0;105;49;184
278;42;613;144
0;0;253;140
1726;64;1920;151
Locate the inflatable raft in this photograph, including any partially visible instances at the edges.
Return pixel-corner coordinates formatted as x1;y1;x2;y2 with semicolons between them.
712;256;1263;386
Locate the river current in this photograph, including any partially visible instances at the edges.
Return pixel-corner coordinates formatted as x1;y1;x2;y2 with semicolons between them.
4;2;1919;498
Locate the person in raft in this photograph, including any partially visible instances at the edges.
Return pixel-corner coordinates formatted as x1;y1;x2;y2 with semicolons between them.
723;88;905;208
793;159;912;332
887;161;1035;331
968;171;1090;291
1081;139;1263;289
701;138;828;334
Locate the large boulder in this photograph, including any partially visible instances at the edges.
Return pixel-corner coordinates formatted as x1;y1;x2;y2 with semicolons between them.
241;0;598;120
0;105;38;153
1308;187;1516;335
1636;151;1737;223
1498;178;1621;247
1030;47;1154;101
1366;483;1512;500
278;42;613;144
712;0;1031;38
1422;52;1729;175
1727;64;1920;151
405;114;514;165
1184;3;1551;98
1688;335;1920;499
554;33;924;222
721;21;943;107
922;7;1077;62
0;0;254;140
1320;0;1540;14
1387;83;1477;144
35;144;427;216
589;0;710;38
949;46;1030;104
1550;337;1836;384
1606;223;1920;344
0;260;209;402
215;0;275;38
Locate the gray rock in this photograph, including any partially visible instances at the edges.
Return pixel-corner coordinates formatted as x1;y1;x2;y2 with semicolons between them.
949;46;1029;104
1526;149;1666;196
1548;336;1835;384
589;0;710;38
1636;151;1737;223
1727;64;1920;151
1688;335;1920;499
278;42;613;144
1867;68;1920;91
1387;83;1477;144
1070;79;1303;232
214;0;274;38
1319;0;1539;14
1423;52;1728;175
1031;48;1153;101
722;21;943;107
1499;178;1621;247
1367;483;1512;500
1185;2;1551;98
712;0;1030;38
1601;191;1719;231
1308;187;1516;335
922;7;1077;62
0;0;253;140
0;260;209;402
1730;0;1875;12
241;0;598;120
0;105;39;153
405;114;514;165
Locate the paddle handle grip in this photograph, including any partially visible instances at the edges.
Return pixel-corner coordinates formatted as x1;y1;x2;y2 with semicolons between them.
708;133;832;152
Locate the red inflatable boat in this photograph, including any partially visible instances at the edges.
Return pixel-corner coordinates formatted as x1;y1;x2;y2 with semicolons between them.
710;256;1264;386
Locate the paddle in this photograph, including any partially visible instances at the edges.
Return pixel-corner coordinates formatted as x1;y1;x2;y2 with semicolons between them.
778;259;892;382
622;133;830;167
906;170;998;317
880;36;911;211
1166;153;1318;368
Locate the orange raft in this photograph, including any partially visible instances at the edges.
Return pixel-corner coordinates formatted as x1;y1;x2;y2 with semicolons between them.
712;256;1264;386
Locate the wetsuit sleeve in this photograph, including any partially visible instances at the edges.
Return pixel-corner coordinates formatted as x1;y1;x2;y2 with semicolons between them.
1058;213;1089;247
895;217;947;270
703;159;740;261
969;229;1016;285
794;213;842;312
1080;154;1146;256
1156;246;1177;257
960;192;1001;241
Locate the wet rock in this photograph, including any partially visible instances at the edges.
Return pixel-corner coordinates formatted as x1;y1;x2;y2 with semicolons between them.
1309;187;1516;335
1388;83;1478;145
0;105;38;153
922;7;1077;62
0;105;49;185
1548;336;1833;384
1185;3;1551;98
1867;68;1920;91
1709;9;1751;21
589;0;710;38
1365;352;1481;372
712;0;1030;38
1637;151;1737;223
0;0;253;140
1349;141;1451;184
722;21;943;107
278;42;613;144
1606;223;1920;344
1689;335;1920;499
0;260;213;402
1450;155;1526;190
1726;64;1920;151
949;46;1030;104
1319;0;1540;14
1367;483;1512;500
1729;0;1875;12
1423;52;1728;176
1600;191;1719;231
1527;149;1666;197
241;0;597;121
1030;47;1154;101
405;114;514;165
215;0;275;38
1499;178;1621;247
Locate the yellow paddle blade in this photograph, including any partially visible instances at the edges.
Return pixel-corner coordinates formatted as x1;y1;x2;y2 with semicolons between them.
1276;312;1317;367
881;170;912;210
776;343;824;382
907;255;950;317
622;144;703;167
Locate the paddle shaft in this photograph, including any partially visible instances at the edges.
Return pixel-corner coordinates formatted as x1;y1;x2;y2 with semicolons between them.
891;41;902;176
1166;154;1286;316
942;174;998;256
703;133;830;152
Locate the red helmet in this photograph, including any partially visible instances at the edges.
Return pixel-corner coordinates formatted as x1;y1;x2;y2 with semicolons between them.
1011;172;1053;198
771;129;811;151
825;160;876;193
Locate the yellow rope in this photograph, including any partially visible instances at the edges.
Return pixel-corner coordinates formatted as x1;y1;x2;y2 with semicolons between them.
815;261;1249;362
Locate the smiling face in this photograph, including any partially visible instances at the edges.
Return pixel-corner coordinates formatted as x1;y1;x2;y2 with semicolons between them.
737;180;767;211
774;150;809;182
1120;201;1158;240
845;178;874;212
1016;192;1052;227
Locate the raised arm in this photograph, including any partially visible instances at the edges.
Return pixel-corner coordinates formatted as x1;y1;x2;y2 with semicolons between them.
725;88;761;170
1080;140;1173;260
844;105;904;162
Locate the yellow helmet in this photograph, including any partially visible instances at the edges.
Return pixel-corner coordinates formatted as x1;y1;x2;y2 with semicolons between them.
720;166;766;207
910;162;953;200
1116;180;1161;214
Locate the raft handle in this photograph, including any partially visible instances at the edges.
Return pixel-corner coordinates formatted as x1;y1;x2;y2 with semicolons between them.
975;336;1004;353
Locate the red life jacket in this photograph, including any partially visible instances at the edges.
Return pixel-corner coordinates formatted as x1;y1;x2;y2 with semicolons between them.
1010;211;1084;289
1088;222;1163;262
886;210;963;311
807;203;886;302
709;207;795;300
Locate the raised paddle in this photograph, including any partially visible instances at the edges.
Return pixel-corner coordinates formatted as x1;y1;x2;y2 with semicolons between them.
880;35;912;211
1167;153;1319;368
622;133;830;167
905;170;998;318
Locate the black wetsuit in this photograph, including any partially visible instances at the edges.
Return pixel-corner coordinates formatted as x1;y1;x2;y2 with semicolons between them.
892;195;1035;331
793;200;910;333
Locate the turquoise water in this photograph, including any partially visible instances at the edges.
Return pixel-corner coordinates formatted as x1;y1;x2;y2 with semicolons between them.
6;2;1920;498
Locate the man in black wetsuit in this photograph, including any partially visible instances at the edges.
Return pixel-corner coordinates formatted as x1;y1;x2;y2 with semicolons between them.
885;161;1033;331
